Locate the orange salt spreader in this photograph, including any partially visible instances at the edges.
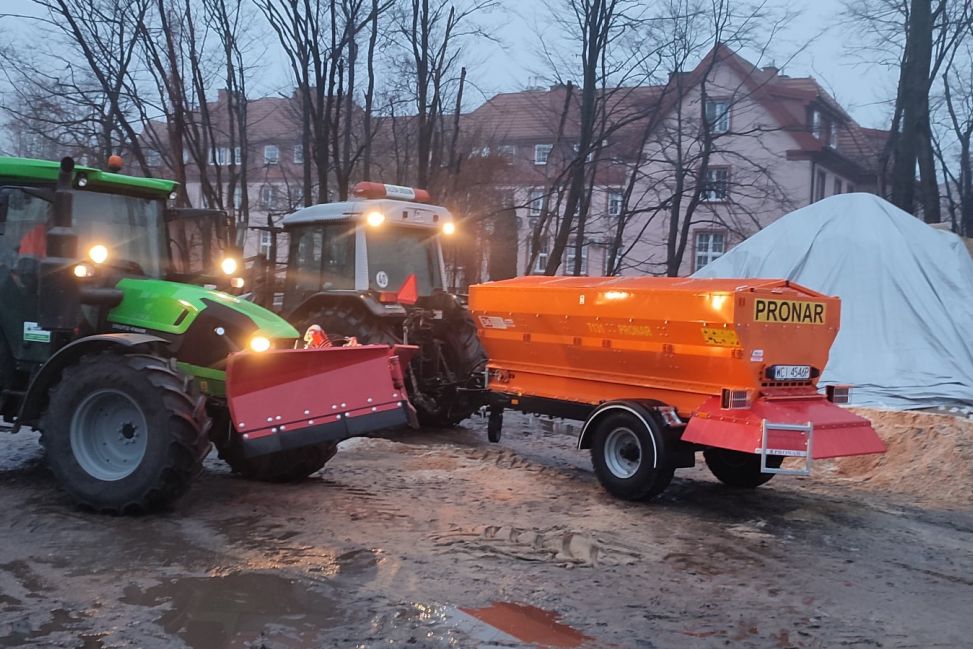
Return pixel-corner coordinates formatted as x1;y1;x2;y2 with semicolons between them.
468;276;885;501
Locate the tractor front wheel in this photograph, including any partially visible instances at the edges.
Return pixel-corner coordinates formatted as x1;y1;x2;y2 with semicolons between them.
216;434;337;483
703;448;782;488
39;352;210;514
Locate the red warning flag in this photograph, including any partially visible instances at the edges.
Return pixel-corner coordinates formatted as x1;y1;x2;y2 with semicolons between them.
397;273;418;305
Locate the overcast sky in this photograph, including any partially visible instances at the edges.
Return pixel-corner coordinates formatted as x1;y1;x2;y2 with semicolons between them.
3;0;898;130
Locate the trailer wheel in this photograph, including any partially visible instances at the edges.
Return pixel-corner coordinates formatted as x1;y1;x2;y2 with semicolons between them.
703;449;782;488
590;412;673;501
39;352;210;514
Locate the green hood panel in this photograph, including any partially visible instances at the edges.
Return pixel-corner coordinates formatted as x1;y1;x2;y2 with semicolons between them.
109;278;298;339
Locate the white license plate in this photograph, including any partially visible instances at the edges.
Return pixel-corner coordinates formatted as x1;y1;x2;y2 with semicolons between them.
773;365;811;380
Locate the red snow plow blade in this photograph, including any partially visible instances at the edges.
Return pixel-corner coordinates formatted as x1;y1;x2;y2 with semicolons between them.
683;394;886;460
226;344;418;458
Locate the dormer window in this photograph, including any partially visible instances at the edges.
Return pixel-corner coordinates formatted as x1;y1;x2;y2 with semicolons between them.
828;123;839;149
811;111;822;139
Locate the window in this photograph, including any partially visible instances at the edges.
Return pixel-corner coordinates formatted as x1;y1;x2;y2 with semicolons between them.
288;185;304;206
532;238;549;274
258;230;272;257
534;144;552;165
264;144;279;165
833;178;842;195
498;144;515;159
210;147;228;166
528;188;545;216
702;167;730;202
232;186;243;209
233;146;242;165
259;184;277;209
694;231;725;271
565;242;589;275
145;150;162;167
608;189;623;217
811;111;822;139
705;100;730;134
293;144;303;164
816;170;827;202
828;123;839;149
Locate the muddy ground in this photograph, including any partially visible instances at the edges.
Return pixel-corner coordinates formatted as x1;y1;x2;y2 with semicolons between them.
0;411;971;649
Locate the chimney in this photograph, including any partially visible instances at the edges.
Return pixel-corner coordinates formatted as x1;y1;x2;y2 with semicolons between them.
762;65;779;76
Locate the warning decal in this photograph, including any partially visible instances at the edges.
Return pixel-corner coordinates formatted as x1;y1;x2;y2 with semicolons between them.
754;298;826;325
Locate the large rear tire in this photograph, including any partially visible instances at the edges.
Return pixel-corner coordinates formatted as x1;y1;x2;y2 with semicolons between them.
39;352;210;514
703;448;782;488
298;302;486;427
590;412;674;501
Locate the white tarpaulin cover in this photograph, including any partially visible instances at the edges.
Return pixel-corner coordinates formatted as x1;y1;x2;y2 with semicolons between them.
693;193;973;408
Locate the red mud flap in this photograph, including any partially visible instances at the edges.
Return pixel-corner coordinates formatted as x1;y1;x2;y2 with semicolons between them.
682;395;886;467
226;344;419;458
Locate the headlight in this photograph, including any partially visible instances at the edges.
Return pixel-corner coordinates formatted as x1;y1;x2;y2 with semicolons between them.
442;222;456;236
88;244;109;264
249;335;271;353
366;211;385;227
221;257;238;275
230;277;245;289
74;263;94;278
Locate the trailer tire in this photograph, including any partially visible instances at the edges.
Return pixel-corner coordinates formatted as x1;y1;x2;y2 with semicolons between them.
703;449;782;488
590;412;673;501
39;352;210;514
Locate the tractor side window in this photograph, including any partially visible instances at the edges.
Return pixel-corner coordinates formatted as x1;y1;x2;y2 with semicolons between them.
284;224;356;306
0;186;52;293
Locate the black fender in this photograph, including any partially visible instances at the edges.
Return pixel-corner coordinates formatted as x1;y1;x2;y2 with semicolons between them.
576;399;679;451
15;333;169;432
285;291;405;326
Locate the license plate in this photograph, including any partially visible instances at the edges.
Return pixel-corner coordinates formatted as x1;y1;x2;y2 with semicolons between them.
773;365;811;380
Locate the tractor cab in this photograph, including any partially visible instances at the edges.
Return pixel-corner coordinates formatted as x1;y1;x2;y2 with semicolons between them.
279;182;455;313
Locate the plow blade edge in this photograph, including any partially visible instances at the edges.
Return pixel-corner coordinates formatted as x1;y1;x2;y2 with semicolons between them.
226;344;418;457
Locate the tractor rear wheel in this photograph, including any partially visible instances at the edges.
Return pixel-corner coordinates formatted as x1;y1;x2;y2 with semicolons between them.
703;448;782;488
298;301;486;427
590;412;674;501
39;352;210;514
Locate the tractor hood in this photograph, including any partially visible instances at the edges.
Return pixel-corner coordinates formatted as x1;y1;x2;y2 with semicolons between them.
108;278;298;340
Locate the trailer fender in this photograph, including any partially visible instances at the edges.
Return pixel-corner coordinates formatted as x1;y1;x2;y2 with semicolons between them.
577;400;673;452
15;333;169;431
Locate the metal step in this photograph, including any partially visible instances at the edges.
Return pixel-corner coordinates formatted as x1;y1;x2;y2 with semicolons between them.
759;420;813;476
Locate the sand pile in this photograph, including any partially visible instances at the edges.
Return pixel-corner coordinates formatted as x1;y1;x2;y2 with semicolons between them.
821;408;973;507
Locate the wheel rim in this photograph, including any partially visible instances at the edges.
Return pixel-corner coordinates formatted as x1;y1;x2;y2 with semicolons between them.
604;427;642;479
70;389;149;481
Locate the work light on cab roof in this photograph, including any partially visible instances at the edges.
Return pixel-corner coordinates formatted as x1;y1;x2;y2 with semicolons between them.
350;181;456;235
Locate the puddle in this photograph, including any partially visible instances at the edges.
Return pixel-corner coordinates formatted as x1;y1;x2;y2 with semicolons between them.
460;602;592;648
0;608;85;648
121;572;343;648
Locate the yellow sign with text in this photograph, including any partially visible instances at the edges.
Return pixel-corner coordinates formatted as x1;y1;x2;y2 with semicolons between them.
754;298;826;325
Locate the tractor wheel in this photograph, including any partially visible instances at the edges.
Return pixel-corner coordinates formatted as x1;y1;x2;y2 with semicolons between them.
703;448;782;488
39;352;210;514
298;303;398;347
216;434;337;482
426;310;488;427
590;412;674;501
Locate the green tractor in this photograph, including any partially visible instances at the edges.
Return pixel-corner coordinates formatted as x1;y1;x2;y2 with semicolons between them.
262;182;487;427
0;157;415;513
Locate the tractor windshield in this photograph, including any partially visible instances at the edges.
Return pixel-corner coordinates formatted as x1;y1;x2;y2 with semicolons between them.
72;191;167;278
283;222;357;308
366;225;443;295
